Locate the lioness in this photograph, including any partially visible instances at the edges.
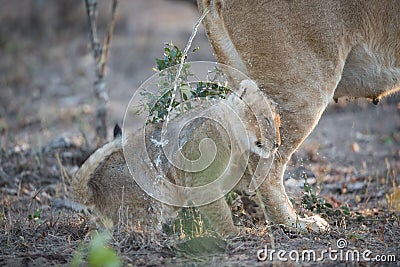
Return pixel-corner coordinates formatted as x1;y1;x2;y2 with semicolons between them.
198;0;400;230
72;80;280;236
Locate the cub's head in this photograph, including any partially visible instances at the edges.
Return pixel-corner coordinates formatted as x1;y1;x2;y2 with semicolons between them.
226;80;281;159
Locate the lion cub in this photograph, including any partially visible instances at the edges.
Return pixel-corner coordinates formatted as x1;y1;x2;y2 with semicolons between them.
71;80;280;237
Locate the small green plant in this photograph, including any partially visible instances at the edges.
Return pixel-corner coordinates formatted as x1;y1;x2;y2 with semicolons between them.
71;231;121;267
27;209;42;222
301;174;355;218
381;135;395;146
301;175;330;214
151;43;237;239
225;192;236;207
141;42;231;123
163;207;216;240
154;42;186;72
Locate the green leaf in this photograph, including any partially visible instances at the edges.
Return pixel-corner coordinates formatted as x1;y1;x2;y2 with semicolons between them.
382;136;394;145
156;58;166;71
33;209;42;220
87;232;121;267
170;49;177;59
341;205;351;216
88;247;121;267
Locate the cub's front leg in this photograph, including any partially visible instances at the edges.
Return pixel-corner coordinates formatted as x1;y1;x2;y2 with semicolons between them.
198;198;239;237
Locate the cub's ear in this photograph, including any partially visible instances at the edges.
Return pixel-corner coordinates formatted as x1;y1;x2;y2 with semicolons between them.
113;124;122;138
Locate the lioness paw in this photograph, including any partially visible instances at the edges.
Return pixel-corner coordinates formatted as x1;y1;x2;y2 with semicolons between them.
296;215;330;233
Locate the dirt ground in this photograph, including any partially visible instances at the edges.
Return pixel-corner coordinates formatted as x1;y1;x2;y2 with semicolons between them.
0;1;399;266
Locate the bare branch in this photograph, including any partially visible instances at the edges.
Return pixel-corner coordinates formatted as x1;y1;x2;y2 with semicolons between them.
84;0;119;146
84;0;101;61
99;0;118;78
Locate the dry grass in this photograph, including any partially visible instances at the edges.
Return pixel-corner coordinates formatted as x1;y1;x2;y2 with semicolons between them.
0;137;399;266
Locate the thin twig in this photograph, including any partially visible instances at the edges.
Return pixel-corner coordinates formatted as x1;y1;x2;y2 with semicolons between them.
99;0;118;78
84;0;119;146
84;0;101;61
55;151;70;197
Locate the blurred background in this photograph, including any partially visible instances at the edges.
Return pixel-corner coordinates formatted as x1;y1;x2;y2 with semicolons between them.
0;0;399;174
0;0;213;150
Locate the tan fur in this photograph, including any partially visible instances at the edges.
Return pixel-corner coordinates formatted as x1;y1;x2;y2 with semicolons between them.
72;139;122;207
198;0;400;230
72;81;279;237
71;138;166;231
